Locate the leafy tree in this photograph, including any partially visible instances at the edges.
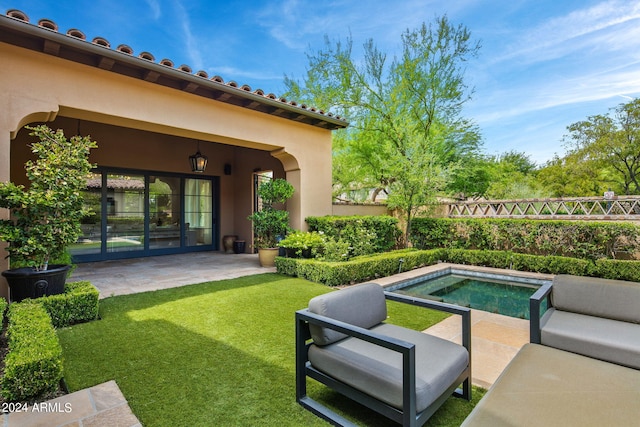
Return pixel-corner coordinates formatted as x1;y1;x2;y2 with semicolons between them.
537;152;607;197
0;125;97;270
484;151;543;199
284;16;481;244
563;98;640;195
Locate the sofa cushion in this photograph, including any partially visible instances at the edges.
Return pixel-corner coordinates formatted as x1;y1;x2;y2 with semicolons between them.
461;343;640;426
308;323;469;413
551;274;640;323
541;308;640;369
308;282;387;346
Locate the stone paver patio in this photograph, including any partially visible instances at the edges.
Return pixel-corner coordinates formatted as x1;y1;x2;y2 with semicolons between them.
1;381;140;427
71;252;275;298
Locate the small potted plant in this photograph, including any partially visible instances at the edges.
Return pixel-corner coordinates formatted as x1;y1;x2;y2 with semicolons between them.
0;125;97;301
248;178;294;267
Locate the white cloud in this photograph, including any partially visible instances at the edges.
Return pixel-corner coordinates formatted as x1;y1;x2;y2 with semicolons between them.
498;0;640;64
172;1;203;71
145;0;161;20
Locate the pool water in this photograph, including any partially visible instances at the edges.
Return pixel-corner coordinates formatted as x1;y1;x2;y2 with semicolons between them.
394;274;544;319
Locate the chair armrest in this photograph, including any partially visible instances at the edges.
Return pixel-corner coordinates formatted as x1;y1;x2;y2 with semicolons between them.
384;292;472;356
296;308;415;353
529;282;553;344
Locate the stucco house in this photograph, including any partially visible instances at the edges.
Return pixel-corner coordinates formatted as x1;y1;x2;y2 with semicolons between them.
0;9;347;298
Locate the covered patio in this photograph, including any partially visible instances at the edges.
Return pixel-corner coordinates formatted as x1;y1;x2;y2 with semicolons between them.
0;9;347;299
71;252;273;298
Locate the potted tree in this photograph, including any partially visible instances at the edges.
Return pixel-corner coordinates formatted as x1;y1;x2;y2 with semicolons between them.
0;125;97;301
248;178;294;267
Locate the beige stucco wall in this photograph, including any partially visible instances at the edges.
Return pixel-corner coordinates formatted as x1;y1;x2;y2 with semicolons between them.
0;41;334;299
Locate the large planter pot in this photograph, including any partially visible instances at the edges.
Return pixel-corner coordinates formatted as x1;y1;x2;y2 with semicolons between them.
258;248;279;267
2;264;71;302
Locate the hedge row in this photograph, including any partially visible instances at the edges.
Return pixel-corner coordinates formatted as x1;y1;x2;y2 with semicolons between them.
37;281;100;328
410;218;640;260
306;215;401;254
275;248;640;286
276;249;442;286
1;302;63;401
0;281;100;402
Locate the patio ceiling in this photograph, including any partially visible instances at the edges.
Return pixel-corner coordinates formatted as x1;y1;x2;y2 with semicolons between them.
0;10;349;131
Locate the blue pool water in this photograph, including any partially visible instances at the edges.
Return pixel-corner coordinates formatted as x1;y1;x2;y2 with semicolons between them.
393;273;547;319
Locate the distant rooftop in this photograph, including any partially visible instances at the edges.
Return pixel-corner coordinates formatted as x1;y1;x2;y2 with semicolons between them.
0;9;348;131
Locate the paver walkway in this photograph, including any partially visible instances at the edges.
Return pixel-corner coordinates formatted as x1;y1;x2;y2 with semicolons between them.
1;381;140;427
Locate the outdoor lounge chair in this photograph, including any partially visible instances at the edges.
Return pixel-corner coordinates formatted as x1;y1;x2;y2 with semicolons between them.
295;282;471;427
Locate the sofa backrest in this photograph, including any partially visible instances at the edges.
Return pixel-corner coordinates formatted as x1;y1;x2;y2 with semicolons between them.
552;275;640;324
308;282;387;345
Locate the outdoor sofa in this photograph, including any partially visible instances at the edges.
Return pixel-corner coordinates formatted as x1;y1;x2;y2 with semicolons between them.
461;274;640;426
295;282;471;427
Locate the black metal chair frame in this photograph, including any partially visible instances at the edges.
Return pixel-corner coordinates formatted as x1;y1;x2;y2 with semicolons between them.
529;282;553;344
296;291;472;427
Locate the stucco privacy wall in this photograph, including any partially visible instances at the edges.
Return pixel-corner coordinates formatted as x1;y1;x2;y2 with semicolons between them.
0;29;338;298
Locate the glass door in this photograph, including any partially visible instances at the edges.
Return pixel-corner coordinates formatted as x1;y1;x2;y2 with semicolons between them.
149;176;182;249
185;178;213;247
72;170;217;262
106;174;145;254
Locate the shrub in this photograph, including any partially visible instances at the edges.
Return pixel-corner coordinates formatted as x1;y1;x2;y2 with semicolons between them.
441;249;594;276
278;231;324;258
411;218;640;260
306;215;401;255
1;301;63;401
276;248;621;286
0;297;7;319
319;237;352;261
594;259;640;282
36;281;100;328
276;249;444;286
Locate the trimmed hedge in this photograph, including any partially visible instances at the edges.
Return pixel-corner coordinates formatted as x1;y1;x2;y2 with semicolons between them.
37;281;100;328
276;248;637;286
0;297;7;320
410;218;640;260
440;249;594;276
1;301;63;401
276;249;444;286
594;259;640;282
306;215;402;255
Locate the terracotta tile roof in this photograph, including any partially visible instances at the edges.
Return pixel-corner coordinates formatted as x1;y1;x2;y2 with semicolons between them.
1;9;348;130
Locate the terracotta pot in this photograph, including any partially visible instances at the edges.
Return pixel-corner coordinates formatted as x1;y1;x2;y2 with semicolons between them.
258;248;279;267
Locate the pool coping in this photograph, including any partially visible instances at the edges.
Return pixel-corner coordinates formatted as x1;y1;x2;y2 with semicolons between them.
374;263;554;291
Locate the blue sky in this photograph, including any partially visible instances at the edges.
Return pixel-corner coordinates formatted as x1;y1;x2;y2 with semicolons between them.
4;0;640;164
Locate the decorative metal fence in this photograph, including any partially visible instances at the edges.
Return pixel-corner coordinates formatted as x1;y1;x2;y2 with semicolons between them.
446;196;640;220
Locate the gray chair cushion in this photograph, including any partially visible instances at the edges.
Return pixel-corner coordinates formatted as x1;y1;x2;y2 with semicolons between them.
308;323;469;413
552;275;640;323
541;308;640;369
308;283;387;345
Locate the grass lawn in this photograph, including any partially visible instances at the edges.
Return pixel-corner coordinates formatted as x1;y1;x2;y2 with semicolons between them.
57;274;483;426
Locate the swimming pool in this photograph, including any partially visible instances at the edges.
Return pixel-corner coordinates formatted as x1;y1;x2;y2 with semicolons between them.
388;269;551;319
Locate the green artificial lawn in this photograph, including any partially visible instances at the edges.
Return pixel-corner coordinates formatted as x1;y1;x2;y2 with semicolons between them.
57;274;484;426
